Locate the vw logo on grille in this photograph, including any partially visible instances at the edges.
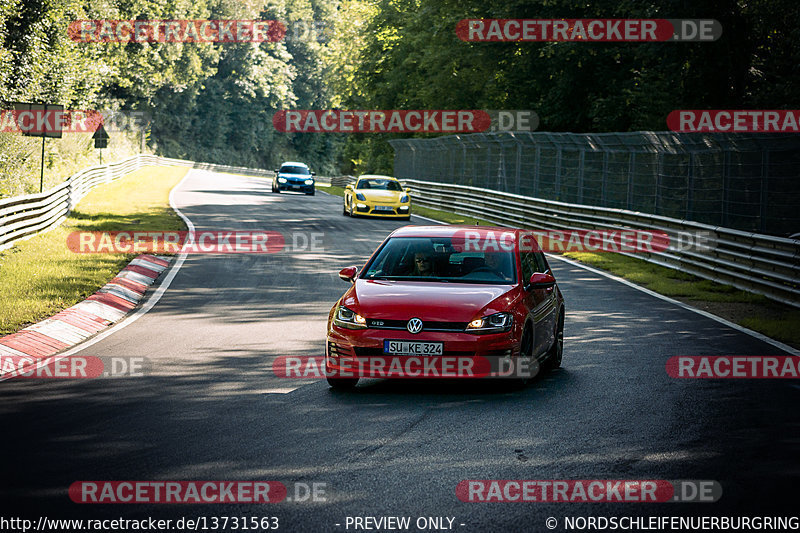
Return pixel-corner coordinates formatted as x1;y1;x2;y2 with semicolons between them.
407;318;423;334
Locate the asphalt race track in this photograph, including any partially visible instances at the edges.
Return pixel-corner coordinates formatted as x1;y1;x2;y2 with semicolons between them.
1;169;798;531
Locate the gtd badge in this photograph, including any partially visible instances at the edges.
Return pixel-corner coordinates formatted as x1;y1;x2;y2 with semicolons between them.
407;318;423;334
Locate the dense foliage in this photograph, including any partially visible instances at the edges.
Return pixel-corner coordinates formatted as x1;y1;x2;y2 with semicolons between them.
1;0;798;186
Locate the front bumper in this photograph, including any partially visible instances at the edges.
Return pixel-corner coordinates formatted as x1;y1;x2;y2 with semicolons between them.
278;181;314;193
354;203;411;217
326;325;519;379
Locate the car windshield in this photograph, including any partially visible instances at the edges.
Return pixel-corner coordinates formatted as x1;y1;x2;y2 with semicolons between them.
280;165;310;175
363;237;516;284
356;179;402;191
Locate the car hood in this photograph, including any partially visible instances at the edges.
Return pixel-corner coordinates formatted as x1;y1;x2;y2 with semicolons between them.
343;280;517;322
359;190;403;202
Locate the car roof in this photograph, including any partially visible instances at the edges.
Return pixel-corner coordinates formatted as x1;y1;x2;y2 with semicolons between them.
280;161;308;167
357;174;397;181
388;225;522;239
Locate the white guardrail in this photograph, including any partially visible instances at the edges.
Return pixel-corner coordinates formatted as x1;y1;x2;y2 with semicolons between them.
400;179;800;309
2;156;797;307
0;154;274;252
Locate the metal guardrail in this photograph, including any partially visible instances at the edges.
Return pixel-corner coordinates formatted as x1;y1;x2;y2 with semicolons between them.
0;154;275;251
403;179;800;308
4;155;797;307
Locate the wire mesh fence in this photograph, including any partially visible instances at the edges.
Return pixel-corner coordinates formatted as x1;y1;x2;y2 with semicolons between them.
389;132;800;237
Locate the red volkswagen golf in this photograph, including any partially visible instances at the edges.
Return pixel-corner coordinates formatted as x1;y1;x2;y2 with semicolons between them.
325;225;565;389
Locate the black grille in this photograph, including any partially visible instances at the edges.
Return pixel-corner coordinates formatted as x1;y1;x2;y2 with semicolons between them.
366;319;468;332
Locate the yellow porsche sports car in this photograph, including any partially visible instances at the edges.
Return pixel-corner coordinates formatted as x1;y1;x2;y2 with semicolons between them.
343;174;411;220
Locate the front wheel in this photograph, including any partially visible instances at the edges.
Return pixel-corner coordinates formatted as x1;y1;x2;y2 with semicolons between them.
509;326;536;387
327;377;359;390
546;312;564;370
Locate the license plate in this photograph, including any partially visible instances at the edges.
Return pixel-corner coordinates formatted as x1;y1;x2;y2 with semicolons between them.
383;340;443;355
374;205;394;211
291;185;301;189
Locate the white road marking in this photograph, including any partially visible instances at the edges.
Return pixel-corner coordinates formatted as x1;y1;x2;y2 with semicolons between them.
547;253;800;357
0;169;197;382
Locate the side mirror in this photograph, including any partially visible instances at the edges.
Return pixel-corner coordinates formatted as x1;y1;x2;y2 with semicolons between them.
528;272;555;289
339;266;358;283
345;184;354;190
311;171;316;176
274;169;280;173
404;187;411;193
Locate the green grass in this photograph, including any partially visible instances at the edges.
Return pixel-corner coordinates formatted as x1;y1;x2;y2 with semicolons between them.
323;192;799;349
0;165;188;335
562;252;769;303
563;251;800;349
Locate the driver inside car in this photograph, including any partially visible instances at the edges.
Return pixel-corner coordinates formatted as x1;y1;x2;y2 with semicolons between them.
412;251;435;276
483;252;513;281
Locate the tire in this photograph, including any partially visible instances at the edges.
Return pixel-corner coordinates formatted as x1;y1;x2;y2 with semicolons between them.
307;190;315;196
327;377;359;390
511;325;535;387
343;199;349;216
545;311;564;370
348;201;355;217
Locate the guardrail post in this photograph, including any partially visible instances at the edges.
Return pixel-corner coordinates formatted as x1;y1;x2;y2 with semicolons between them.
515;139;522;195
722;151;730;227
554;148;562;200
655;152;663;215
577;150;585;204
686;152;694;219
760;151;769;234
601;152;608;204
627;152;636;210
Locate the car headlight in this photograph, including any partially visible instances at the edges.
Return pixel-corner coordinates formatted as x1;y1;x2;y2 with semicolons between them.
304;179;314;185
356;203;367;208
400;194;409;203
466;312;513;333
277;177;287;183
356;192;366;201
333;305;367;329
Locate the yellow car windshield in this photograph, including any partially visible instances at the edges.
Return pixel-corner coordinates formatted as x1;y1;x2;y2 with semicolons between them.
357;179;402;191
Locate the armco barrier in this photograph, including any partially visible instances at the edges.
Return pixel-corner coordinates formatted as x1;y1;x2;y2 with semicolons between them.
0;155;274;251
402;179;800;308
3;156;797;307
